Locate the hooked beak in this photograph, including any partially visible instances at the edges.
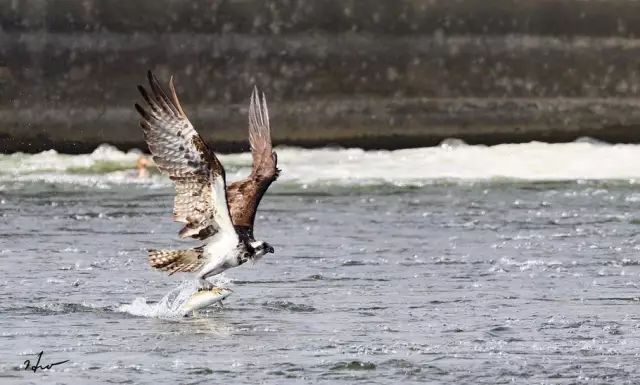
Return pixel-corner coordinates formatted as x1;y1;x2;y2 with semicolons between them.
264;243;275;254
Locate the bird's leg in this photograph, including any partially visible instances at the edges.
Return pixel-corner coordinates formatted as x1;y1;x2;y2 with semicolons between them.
198;278;214;291
218;300;224;308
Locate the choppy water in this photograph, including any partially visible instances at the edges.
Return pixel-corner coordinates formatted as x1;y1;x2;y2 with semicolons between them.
2;141;640;384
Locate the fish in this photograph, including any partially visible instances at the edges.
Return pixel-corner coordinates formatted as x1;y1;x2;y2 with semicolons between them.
179;287;233;317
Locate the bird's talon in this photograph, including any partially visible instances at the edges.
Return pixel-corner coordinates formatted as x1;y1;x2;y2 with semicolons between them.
198;279;214;291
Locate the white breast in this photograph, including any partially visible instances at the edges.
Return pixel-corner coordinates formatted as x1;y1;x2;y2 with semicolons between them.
199;228;239;276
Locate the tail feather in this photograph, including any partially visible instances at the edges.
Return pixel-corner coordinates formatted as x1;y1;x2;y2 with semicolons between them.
148;247;205;275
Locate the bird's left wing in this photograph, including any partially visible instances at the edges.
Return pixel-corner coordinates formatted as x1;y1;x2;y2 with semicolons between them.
135;71;235;240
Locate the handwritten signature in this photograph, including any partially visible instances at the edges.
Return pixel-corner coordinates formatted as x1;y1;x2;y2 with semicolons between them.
23;351;69;373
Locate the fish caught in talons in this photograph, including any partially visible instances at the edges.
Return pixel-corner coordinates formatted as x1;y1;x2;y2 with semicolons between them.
180;287;233;317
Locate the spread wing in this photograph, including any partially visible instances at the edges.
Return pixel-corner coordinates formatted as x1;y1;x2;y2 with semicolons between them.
135;70;235;241
227;87;280;235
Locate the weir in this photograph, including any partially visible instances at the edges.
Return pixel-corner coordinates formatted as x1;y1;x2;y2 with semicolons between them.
3;1;640;153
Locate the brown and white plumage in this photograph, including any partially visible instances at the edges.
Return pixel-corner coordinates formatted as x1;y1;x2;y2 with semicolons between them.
147;248;206;275
135;71;231;241
227;87;280;234
135;71;277;283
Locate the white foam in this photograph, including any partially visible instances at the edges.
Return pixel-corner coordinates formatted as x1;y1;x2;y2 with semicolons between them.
117;276;231;319
0;144;141;173
0;144;164;188
270;140;640;185
4;139;640;187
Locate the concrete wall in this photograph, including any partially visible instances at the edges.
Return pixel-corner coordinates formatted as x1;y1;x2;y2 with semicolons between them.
3;0;640;153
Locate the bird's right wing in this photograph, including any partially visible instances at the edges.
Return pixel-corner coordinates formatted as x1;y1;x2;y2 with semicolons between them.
135;71;235;241
227;87;280;233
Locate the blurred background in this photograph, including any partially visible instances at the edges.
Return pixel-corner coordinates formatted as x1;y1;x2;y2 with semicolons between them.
3;0;640;153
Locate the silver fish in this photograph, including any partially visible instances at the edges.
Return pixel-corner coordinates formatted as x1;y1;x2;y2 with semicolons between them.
180;287;233;316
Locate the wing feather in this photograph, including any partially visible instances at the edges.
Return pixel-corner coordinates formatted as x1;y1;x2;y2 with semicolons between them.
227;87;280;231
135;70;233;240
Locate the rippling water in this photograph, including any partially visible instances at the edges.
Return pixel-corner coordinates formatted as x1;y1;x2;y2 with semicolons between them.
2;142;640;384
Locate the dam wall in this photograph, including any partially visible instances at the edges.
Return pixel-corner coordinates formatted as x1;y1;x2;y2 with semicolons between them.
2;0;640;152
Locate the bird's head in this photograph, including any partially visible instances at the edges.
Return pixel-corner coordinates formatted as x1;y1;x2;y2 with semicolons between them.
249;240;275;260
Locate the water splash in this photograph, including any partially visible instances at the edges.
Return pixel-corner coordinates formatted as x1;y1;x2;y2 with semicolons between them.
117;277;231;319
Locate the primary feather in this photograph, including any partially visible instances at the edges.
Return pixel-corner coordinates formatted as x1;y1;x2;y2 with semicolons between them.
227;87;280;230
135;71;233;241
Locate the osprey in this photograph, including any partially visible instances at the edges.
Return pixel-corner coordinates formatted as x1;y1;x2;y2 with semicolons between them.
134;71;279;289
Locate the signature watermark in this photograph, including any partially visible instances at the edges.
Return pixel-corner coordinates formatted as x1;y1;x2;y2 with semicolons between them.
23;351;69;373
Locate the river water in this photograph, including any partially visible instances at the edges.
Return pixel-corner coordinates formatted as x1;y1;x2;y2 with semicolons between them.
2;141;640;384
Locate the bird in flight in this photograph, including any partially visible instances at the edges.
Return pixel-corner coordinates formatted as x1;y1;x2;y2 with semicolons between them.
135;71;280;289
